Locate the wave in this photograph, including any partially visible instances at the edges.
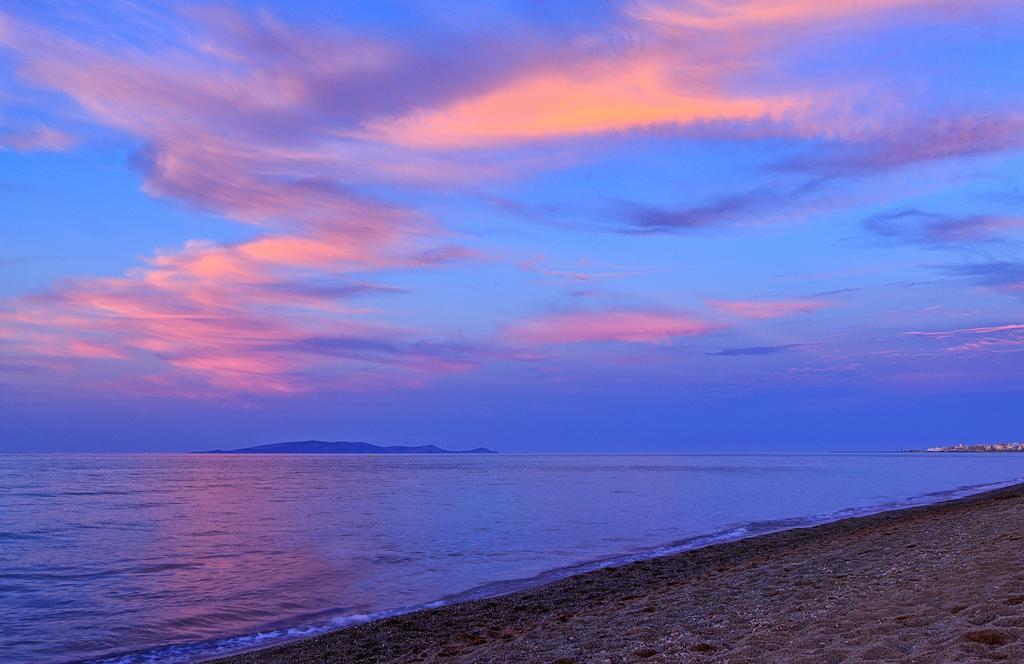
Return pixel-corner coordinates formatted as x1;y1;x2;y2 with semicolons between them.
82;476;1021;664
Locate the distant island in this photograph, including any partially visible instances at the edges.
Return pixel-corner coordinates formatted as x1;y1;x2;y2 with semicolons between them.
199;440;497;454
911;442;1024;453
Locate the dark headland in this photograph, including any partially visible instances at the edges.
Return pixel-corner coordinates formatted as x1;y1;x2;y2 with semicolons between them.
198;440;497;454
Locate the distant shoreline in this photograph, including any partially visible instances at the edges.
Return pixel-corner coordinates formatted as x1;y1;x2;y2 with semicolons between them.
907;444;1024;453
208;481;1024;663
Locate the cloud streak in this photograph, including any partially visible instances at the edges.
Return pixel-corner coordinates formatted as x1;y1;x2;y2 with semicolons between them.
0;126;76;152
506;310;718;346
936;261;1024;299
627;0;927;30
617;179;825;234
905;324;1024;353
707;344;807;356
708;298;830;319
863;209;1024;245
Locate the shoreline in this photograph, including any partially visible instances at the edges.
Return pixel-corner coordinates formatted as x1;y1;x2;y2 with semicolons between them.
205;480;1024;663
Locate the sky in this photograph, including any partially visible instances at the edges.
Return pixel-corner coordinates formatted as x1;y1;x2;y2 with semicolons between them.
1;0;1023;453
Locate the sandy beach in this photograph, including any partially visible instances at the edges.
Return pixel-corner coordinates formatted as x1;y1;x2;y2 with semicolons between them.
209;483;1024;663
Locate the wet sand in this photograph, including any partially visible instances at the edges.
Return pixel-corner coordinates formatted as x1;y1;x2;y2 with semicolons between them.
209;483;1024;663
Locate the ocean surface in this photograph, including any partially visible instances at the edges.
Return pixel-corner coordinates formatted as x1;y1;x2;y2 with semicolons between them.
3;453;1024;663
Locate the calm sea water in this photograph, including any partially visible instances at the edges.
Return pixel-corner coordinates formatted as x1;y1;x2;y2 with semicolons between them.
3;453;1024;663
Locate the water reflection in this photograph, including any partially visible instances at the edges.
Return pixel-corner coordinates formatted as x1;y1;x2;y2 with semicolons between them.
2;453;1024;663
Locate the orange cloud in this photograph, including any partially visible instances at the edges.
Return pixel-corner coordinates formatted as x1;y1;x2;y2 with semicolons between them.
368;56;805;148
363;0;949;150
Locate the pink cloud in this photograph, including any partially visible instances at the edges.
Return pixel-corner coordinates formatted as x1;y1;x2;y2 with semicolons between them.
66;340;129;360
708;298;830;319
506;310;718;346
0;126;76;152
627;0;926;30
0;229;485;395
0;9;501;395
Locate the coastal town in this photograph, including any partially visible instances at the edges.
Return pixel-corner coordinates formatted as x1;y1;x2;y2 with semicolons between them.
915;443;1024;452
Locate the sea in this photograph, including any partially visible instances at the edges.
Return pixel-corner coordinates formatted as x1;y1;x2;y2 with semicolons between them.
3;452;1024;663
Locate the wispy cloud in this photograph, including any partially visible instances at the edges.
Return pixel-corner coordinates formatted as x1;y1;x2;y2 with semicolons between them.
904;323;1024;338
904;323;1024;353
505;309;718;346
707;343;808;356
0;126;76;152
619;188;773;234
0;7;495;394
617;179;825;234
627;0;927;30
708;298;831;319
863;209;1024;245
777;116;1024;178
937;261;1024;297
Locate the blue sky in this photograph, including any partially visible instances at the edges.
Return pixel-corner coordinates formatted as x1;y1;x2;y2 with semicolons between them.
1;0;1023;451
